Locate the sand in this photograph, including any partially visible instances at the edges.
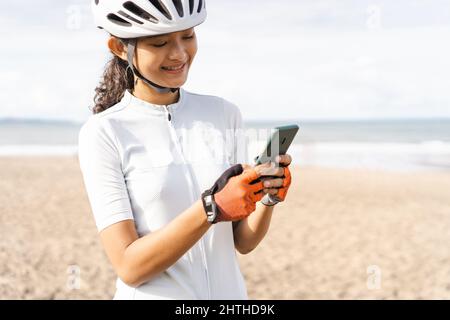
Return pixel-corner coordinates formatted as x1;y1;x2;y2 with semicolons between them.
1;156;450;299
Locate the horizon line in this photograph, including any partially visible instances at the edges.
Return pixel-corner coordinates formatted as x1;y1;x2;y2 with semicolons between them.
1;116;450;125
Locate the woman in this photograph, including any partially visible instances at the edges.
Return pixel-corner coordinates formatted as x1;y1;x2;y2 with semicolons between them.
78;0;293;299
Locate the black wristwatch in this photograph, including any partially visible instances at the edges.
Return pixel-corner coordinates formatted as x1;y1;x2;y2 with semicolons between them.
200;163;244;224
201;189;220;224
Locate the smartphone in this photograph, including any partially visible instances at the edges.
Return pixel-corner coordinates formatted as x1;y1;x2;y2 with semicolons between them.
253;124;299;166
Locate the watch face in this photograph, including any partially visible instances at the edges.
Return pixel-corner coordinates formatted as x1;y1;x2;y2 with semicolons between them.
202;192;218;223
207;211;216;222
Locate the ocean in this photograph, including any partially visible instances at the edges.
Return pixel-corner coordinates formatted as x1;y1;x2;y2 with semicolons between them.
1;118;449;172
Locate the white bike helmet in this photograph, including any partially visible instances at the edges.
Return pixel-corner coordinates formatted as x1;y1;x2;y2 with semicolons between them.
92;0;207;93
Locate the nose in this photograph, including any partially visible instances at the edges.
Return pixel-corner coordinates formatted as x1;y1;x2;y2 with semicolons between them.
167;37;188;62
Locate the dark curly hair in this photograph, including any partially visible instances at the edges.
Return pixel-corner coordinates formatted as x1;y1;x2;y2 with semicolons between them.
91;38;135;114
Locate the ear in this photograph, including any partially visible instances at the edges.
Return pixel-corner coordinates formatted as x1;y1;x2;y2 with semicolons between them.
108;37;128;61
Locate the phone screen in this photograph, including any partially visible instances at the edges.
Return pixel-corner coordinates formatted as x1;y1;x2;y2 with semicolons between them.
253;124;299;166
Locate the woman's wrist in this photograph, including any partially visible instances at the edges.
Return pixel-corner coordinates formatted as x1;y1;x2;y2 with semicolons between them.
194;199;213;228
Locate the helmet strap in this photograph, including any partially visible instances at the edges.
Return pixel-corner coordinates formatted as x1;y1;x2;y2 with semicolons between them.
126;39;179;94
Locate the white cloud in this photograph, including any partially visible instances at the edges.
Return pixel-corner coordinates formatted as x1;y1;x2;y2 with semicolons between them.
189;24;450;120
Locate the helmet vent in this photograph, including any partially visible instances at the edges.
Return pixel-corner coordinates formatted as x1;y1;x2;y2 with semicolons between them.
107;13;132;27
148;0;173;20
172;0;184;17
123;2;159;24
197;0;203;13
118;10;144;24
189;0;194;14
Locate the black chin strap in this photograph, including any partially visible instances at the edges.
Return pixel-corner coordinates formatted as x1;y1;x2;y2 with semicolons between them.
126;39;179;94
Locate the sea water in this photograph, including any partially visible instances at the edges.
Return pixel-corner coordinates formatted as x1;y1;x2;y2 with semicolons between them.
1;118;449;172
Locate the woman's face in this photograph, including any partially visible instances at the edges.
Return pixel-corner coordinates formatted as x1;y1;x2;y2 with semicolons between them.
134;27;197;89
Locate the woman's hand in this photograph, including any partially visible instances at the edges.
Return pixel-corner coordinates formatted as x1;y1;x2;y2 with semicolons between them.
250;154;292;203
212;164;265;222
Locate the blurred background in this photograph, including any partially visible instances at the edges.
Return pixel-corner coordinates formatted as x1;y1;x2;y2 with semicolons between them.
1;0;450;299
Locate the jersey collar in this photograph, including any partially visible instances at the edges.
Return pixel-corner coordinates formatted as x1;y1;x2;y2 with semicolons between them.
123;88;185;116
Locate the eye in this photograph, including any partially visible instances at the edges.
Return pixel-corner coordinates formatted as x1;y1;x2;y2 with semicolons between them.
151;34;194;48
152;42;167;48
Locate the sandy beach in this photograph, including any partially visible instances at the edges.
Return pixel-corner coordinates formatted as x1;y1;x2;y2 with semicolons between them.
1;156;450;299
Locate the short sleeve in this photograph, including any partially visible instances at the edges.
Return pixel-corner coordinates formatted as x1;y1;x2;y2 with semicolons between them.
78;118;134;232
222;99;249;166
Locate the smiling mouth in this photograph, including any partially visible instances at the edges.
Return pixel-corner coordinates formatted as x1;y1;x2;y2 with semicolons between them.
161;63;186;71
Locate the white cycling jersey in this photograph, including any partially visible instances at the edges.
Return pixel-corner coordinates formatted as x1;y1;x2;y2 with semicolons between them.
78;88;249;299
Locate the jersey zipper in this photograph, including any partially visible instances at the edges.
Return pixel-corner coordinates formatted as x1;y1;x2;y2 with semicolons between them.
163;105;212;300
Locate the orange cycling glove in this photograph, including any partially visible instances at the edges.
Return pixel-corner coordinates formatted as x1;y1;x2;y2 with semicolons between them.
201;164;264;223
261;165;292;206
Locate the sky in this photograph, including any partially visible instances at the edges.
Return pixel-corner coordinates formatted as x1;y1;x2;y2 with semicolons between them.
1;0;450;122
